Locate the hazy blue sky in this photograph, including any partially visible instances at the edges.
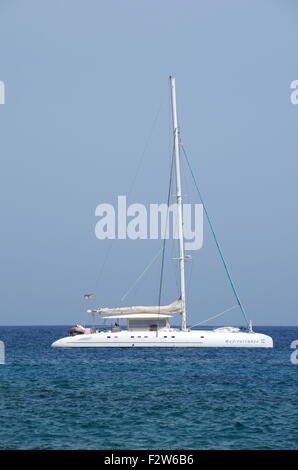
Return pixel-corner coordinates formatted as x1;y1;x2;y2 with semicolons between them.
0;1;297;326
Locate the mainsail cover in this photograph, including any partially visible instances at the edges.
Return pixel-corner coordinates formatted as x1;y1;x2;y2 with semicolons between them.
88;299;182;315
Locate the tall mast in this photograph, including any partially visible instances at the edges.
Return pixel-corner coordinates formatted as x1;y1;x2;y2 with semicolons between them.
170;76;187;331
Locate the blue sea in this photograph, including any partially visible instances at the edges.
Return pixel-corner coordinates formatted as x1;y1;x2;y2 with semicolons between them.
0;326;297;450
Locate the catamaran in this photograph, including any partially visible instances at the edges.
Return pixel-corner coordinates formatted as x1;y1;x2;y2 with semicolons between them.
52;77;273;348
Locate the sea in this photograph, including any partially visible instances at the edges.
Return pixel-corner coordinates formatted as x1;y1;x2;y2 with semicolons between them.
0;326;297;450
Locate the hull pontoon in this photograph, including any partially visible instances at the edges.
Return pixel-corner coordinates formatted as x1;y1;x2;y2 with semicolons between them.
52;328;273;348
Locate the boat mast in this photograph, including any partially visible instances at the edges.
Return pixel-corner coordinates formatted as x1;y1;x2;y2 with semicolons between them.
170;76;187;331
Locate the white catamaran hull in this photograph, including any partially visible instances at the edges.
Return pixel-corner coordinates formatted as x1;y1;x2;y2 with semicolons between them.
52;329;273;348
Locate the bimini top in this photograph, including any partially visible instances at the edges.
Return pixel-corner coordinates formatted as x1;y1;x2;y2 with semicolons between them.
102;314;173;320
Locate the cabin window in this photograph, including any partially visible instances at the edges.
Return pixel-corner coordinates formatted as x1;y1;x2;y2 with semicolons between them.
164;336;167;338
128;319;168;331
201;336;204;338
107;336;111;338
131;336;135;338
171;336;175;338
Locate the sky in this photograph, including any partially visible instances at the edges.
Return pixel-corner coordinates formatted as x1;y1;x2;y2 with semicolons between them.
0;0;297;326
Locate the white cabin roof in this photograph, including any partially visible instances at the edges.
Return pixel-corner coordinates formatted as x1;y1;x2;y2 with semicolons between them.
102;314;172;320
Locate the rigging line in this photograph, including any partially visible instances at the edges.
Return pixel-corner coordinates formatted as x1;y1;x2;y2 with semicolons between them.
186;256;194;300
120;247;163;302
170;238;180;295
157;147;175;311
181;143;250;327
91;238;114;295
90;99;164;297
127;96;164;199
168;156;180;297
178;152;193;300
189;305;239;328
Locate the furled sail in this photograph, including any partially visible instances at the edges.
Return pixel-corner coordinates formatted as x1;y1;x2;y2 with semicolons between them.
87;299;182;315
